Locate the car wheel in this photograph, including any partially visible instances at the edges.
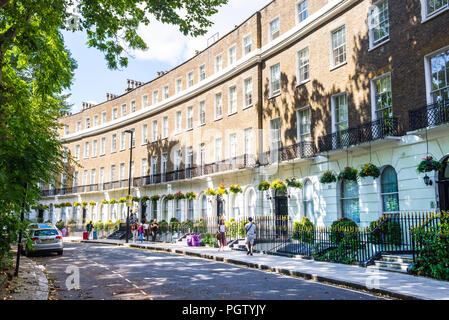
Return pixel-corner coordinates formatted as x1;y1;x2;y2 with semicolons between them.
57;250;63;256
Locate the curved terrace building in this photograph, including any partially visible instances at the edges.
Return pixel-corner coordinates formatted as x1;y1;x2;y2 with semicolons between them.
36;0;449;228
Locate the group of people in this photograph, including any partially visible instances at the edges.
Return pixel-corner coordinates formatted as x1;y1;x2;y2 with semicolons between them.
216;217;256;256
131;214;159;244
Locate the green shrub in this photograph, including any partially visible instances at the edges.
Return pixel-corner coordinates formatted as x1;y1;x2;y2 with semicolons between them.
292;217;314;243
368;218;402;246
55;220;65;231
330;218;359;244
201;233;218;247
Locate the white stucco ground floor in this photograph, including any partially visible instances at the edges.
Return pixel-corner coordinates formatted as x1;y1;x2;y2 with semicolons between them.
32;126;449;229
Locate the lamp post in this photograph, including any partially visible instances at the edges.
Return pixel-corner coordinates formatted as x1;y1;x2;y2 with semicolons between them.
125;129;134;243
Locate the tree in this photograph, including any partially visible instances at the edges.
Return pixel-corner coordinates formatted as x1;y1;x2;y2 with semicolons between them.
0;0;228;270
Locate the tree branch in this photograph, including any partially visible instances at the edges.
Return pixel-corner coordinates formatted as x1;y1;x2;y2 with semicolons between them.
0;0;11;10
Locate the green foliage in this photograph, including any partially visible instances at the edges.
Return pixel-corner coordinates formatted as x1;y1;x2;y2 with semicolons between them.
368;218;402;245
258;181;270;191
94;221;104;231
200;233;218;247
417;156;443;173
330;218;359;244
286;177;303;189
313;241;360;264
359;163;381;179
320;170;337;184
338;167;358;182
229;184;243;194
174;191;185;200
292;217;314;243
169;218;180;230
55;220;65;231
159;220;168;233
412;212;449;280
270;179;287;192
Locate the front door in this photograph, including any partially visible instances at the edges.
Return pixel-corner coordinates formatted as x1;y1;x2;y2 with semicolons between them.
274;190;288;238
438;156;449;210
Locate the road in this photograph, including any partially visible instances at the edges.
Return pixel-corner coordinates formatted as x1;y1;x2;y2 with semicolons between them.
30;242;386;300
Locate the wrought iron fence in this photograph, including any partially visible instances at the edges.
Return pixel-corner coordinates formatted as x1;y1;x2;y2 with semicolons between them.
409;99;449;131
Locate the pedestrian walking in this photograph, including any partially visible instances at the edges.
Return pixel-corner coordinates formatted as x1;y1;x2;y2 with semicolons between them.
143;220;149;242
217;219;227;251
132;221;138;243
244;217;256;256
138;223;144;244
86;221;93;240
151;219;159;242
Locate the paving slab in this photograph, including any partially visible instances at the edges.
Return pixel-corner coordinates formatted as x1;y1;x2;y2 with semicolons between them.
72;239;449;300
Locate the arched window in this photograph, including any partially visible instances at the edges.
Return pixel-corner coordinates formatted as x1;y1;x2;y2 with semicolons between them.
381;166;399;212
303;179;314;221
175;199;182;221
187;199;194;220
247;189;256;217
233;193;243;218
201;195;207;218
152;200;158;220
341;180;360;224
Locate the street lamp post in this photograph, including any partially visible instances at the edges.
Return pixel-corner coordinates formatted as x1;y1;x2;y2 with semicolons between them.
125;129;134;243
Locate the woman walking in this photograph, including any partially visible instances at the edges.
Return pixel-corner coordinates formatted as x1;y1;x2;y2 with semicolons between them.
138;223;144;244
132;220;138;243
217;219;227;252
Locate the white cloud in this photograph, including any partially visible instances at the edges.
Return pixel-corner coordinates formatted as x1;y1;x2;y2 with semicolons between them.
131;0;271;65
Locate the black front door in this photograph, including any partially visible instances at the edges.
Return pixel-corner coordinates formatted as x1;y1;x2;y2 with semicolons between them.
217;197;224;217
274;190;288;238
438;157;449;211
38;210;44;223
82;208;87;225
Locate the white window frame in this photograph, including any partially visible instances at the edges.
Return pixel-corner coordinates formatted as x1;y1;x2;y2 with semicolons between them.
92;139;98;157
100;137;106;156
84;141;90;159
142;124;148;145
214;92;223;120
368;0;390;50
199;101;206;126
228;85;237;115
187;71;194;88
228;44;237;65
214;137;222;162
131;100;136;113
175;77;183;94
424;45;449;104
330;25;347;69
111;134;117;153
370;72;393;121
93;115;98;127
243;34;252;55
112;108;118;120
199;64;206;81
175;110;182;133
142;95;149;108
331;92;349;134
64;125;69;136
297;46;310;85
187;106;194;130
269;63;281;97
121;104;127;117
75;145;80;161
269;17;280;42
243;77;253;109
228;132;237;159
85;118;90;129
296;105;312;142
162;116;169;139
152;90;159;105
421;0;449;22
141;158;148;177
151;120;158;142
163;85;169;100
101;112;107;124
76;121;81;132
214;53;223;73
296;0;308;24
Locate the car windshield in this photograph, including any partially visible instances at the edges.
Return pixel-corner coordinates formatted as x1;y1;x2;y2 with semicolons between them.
34;229;58;237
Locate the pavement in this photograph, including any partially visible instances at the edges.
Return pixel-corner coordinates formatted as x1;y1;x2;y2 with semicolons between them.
4;255;49;300
66;237;449;300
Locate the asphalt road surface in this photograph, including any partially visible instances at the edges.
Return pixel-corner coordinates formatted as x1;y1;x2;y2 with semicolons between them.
30;242;386;300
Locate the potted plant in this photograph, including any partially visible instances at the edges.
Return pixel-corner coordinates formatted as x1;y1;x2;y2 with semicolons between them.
359;163;381;179
320;170;337;184
119;197;127;204
417;156;442;173
132;196;140;203
270;179;287;192
166;194;175;200
109;198;118;205
338;167;358;182
150;195;159;201
81;201;88;208
73;202;81;207
186;192;197;200
286;177;303;189
229;184;243;194
216;184;229;195
141;195;150;203
174;191;186;200
205;188;216;196
258;181;270;191
101;199;109;205
88;201;96;207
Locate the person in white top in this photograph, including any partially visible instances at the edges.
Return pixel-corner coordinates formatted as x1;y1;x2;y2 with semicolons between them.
217;219;227;251
244;217;256;256
143;220;149;242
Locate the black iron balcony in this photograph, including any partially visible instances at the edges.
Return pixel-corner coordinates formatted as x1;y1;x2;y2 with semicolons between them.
259;141;315;166
409;99;449;131
317;117;399;153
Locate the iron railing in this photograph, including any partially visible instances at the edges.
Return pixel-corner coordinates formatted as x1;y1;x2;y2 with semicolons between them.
409;99;449;131
318;117;400;153
259;141;315;166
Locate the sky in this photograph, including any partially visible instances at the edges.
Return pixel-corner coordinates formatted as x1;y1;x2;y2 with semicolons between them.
63;0;272;113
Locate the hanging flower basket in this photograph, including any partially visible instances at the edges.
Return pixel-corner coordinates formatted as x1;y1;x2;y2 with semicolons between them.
359;163;381;179
132;196;140;203
81;201;88;208
109;198;118;204
338;167;358;182
174;191;186;200
149;195;159;202
119;197;127;204
73;202;81;207
166;194;175;200
258;181;270;191
417;156;442;173
54;203;61;209
286;177;303;189
186;192;197;200
216;185;229;195
141;195;150;203
320;170;337;184
88;201;96;207
205;188;216;196
270;179;287;192
101;199;109;205
229;184;243;194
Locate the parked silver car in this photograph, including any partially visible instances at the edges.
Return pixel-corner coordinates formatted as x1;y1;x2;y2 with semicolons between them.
22;224;63;256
